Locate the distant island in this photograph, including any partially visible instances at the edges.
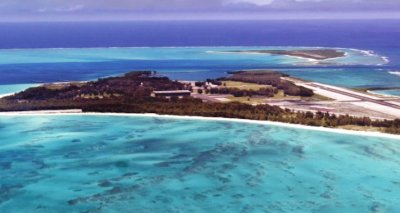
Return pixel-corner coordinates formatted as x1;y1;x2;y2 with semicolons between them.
224;49;346;60
1;71;399;135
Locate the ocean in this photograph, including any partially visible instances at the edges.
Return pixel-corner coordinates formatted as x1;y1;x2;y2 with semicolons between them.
0;115;399;212
0;20;400;93
1;20;400;212
1;20;399;49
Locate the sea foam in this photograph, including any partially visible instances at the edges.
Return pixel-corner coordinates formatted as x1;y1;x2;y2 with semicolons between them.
389;71;400;77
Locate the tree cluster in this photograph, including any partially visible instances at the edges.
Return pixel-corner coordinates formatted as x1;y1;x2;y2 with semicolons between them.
7;71;191;102
1;71;399;135
205;87;277;97
221;71;313;97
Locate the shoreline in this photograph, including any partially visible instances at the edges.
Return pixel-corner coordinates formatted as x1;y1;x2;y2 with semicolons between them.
0;93;13;98
0;46;376;51
217;50;337;61
217;48;347;61
367;90;400;98
0;110;399;139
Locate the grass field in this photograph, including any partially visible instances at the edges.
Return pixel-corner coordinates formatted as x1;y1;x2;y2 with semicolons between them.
221;81;271;90
216;81;331;104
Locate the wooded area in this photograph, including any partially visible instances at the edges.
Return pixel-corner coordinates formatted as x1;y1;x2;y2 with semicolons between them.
1;71;399;134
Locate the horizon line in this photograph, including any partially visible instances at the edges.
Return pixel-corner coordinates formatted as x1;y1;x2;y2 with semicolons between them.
1;17;400;23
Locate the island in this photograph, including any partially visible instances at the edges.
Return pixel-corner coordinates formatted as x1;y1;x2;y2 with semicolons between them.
223;49;346;60
0;71;399;134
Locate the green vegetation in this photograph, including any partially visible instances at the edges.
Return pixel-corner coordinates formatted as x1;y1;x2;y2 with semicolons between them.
222;81;271;90
7;71;191;101
205;87;277;98
1;71;399;135
227;49;346;60
194;71;315;100
221;71;314;97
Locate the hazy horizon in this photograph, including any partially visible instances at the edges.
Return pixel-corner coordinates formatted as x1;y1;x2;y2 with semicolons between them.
1;0;399;22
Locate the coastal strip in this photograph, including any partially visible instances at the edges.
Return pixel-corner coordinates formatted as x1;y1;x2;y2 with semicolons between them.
219;49;346;60
367;90;400;98
1;110;399;140
0;93;13;98
282;77;400;119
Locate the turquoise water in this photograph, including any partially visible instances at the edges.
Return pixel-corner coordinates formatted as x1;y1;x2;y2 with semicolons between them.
373;89;400;97
0;47;393;89
0;47;385;66
0;84;39;96
0;115;399;212
280;68;400;89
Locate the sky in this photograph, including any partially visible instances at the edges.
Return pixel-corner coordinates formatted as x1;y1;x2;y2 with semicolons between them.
0;0;399;21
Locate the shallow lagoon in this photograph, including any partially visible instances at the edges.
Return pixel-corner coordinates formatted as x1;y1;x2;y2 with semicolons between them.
0;84;38;96
0;115;399;212
0;47;391;86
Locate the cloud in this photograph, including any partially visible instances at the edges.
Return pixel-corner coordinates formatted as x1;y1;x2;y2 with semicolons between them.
0;0;399;21
226;0;275;6
1;0;399;12
37;4;85;13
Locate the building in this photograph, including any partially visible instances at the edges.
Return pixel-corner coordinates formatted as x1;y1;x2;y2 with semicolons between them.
152;90;192;98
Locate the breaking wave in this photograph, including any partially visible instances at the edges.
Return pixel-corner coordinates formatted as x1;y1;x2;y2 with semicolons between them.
388;71;400;77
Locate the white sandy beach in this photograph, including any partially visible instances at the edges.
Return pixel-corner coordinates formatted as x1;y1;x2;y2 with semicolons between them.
0;110;399;139
0;93;13;98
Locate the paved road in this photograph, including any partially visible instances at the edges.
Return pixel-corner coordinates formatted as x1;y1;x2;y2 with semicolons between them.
308;83;400;110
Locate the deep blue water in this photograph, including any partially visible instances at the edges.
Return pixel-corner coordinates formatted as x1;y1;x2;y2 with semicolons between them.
1;20;399;49
0;20;399;91
1;21;400;212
